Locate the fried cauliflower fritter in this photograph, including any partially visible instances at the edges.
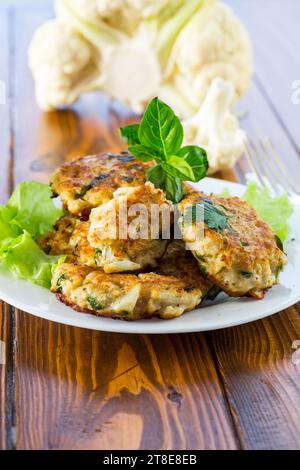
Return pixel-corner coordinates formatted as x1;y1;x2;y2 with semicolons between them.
51;241;214;320
50;152;151;219
40;182;172;273
38;215;103;268
38;216;77;259
88;182;172;273
179;191;287;299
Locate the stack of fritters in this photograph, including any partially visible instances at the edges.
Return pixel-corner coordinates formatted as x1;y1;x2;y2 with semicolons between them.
51;242;213;320
41;152;287;320
87;182;172;273
42;153;214;320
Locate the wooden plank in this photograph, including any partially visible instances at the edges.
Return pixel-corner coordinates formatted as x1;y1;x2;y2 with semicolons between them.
235;81;300;181
0;7;14;451
209;307;300;450
11;6;238;450
0;302;14;451
14;315;237;450
0;7;11;203
227;0;300;157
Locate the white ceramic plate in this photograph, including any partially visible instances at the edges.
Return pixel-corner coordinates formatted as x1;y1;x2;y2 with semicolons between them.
0;177;299;334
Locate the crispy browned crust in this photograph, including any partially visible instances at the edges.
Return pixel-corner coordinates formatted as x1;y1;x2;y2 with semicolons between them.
154;241;212;291
50;152;152;219
55;293;134;321
38;216;77;257
179;191;287;299
51;241;214;320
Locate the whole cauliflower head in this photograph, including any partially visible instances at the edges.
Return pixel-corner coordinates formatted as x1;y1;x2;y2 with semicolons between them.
183;77;246;174
28;20;100;111
171;1;253;111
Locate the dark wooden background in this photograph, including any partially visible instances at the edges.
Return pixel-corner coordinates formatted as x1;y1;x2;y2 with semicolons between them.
0;0;300;450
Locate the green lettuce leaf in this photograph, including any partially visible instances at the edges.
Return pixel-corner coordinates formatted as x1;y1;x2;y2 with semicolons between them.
242;182;293;242
0;181;64;288
7;181;63;238
0;231;64;288
0;205;21;241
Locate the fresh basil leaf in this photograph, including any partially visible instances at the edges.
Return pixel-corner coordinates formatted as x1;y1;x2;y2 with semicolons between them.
162;157;195;181
164;176;184;203
139;97;183;157
146;164;166;189
147;165;183;203
177;145;209;181
128;144;158;162
120;124;140;145
119;97;209;203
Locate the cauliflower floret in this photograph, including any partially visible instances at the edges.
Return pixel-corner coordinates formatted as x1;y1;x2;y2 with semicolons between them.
170;1;253;110
183;78;246;174
67;0;100;22
69;0;170;35
97;0;167;19
28;20;100;111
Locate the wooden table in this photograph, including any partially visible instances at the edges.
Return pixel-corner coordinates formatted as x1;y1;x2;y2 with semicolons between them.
0;0;300;450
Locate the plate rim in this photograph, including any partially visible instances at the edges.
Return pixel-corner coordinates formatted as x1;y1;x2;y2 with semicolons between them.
0;286;299;334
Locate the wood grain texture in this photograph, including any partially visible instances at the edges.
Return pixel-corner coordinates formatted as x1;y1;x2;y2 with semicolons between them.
234;80;300;182
14;315;237;450
0;7;14;450
0;302;14;450
0;7;11;202
227;0;300;157
209;307;300;449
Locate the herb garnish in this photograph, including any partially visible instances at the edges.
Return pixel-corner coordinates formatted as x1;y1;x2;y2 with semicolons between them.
75;174;109;199
275;235;284;252
203;286;222;302
94;248;102;266
87;296;102;310
120;97;208;203
56;273;66;293
240;271;252;278
188;198;231;231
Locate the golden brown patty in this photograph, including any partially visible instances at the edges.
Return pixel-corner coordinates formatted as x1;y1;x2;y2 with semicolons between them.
51;241;214;320
88;182;172;272
38;183;173;273
38;216;77;259
38;215;100;268
50;152;151;219
179;191;287;299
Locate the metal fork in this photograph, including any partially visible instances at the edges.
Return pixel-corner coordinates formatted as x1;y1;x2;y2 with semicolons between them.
244;137;300;197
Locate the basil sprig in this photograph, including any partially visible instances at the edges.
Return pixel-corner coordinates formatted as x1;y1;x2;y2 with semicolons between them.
120;97;208;203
